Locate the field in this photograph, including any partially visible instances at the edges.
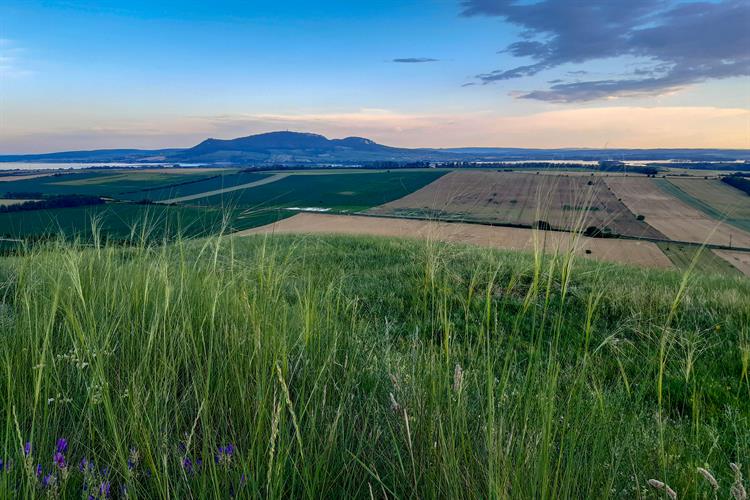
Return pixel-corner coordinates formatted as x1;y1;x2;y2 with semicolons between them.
0;169;222;199
192;170;447;212
713;250;750;277
656;242;742;276
368;171;664;238
0;203;291;242
604;176;750;248
0;232;748;498
662;178;750;232
243;212;673;268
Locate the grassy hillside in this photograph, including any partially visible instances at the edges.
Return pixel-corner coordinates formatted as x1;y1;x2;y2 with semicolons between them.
0;233;748;498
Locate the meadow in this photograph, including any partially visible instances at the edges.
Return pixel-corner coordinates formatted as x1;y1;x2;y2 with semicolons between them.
0;229;748;498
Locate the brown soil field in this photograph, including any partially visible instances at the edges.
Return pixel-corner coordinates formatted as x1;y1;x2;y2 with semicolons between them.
0;173;54;182
368;171;663;239
666;178;750;219
605;177;750;249
713;250;750;277
239;213;673;269
0;199;35;206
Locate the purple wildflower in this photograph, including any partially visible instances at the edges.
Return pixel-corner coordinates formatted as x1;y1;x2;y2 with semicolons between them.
182;457;194;474
23;442;31;456
99;481;111;498
53;452;66;470
215;443;235;465
55;438;68;454
41;473;55;488
0;458;3;471
35;464;42;477
79;457;89;472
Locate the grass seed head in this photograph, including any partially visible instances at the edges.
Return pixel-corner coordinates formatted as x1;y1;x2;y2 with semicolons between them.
648;479;678;499
453;363;463;393
697;467;719;490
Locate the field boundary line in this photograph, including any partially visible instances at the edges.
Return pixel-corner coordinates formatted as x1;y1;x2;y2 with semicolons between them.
157;173;291;204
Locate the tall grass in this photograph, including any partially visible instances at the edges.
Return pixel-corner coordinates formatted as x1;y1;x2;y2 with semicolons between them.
0;228;748;498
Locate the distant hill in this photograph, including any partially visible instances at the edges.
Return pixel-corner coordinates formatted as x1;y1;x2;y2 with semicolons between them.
1;131;749;165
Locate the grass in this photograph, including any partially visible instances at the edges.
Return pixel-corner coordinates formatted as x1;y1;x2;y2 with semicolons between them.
192;171;447;212
0;225;748;498
657;242;742;276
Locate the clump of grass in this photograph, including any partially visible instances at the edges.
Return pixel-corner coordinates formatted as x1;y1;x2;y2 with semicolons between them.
0;218;748;498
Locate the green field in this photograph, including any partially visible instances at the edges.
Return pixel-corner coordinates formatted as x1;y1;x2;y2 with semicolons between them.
0;203;291;243
0;170;222;199
193;170;447;211
657;242;742;276
118;171;271;201
0;233;748;498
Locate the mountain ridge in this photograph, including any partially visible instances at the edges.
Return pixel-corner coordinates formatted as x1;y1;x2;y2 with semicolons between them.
2;131;749;164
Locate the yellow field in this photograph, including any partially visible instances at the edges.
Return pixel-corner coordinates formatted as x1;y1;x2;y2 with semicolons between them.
605;177;750;249
240;212;673;268
368;171;663;239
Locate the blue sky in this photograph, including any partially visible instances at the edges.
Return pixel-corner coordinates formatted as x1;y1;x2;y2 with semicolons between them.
1;0;748;152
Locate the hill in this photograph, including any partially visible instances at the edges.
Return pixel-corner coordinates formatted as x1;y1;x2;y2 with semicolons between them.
1;232;748;497
2;131;749;165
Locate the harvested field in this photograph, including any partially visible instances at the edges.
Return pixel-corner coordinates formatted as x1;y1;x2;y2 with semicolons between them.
0;173;54;182
663;178;750;232
713;250;750;277
368;171;663;239
241;212;673;268
605;177;750;248
0;199;35;206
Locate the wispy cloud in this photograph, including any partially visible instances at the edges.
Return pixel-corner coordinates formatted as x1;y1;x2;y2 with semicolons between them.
392;57;439;63
0;39;31;78
461;0;750;102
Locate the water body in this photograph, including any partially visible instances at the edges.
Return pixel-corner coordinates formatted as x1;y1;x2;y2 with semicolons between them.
0;162;205;171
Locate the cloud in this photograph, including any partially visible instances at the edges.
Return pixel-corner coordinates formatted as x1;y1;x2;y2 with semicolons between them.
461;0;750;102
0;39;31;78
392;57;439;63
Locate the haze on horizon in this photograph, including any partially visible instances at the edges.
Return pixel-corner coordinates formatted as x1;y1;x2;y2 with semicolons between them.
1;0;748;154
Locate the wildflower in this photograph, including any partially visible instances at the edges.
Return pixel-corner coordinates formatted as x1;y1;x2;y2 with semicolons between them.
182;457;194;474
99;481;111;498
55;438;68;454
35;464;42;477
0;458;3;471
215;444;235;465
79;457;89;473
648;479;678;500
697;467;718;490
41;473;56;489
23;442;31;457
53;452;66;470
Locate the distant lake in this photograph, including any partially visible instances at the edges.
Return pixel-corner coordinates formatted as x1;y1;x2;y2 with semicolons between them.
0;162;205;171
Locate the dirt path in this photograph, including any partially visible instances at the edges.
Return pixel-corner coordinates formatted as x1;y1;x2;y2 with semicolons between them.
158;173;290;204
238;213;673;269
713;250;750;277
605;177;750;249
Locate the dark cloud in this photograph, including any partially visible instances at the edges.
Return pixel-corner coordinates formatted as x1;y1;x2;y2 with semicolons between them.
461;0;750;102
392;57;439;63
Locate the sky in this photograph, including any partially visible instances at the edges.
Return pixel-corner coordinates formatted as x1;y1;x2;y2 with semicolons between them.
0;0;748;153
